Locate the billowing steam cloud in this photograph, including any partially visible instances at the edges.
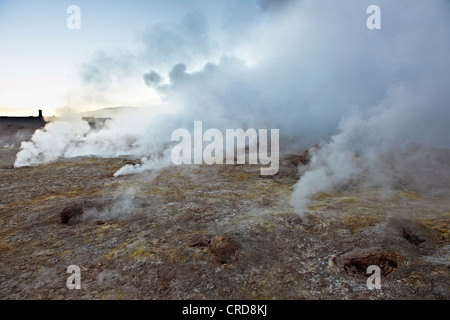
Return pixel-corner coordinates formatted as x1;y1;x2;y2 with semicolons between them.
14;0;450;215
143;70;162;88
290;81;450;213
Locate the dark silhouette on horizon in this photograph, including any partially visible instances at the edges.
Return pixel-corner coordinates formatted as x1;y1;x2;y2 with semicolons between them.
0;110;46;130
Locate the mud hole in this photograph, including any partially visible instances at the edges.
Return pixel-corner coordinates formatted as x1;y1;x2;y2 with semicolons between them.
60;197;150;225
402;228;425;247
335;248;402;278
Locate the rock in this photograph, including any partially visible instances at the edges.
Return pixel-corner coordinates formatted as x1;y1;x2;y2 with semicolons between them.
123;159;142;166
273;146;320;181
208;236;240;264
185;203;207;213
184;234;212;247
289;145;319;167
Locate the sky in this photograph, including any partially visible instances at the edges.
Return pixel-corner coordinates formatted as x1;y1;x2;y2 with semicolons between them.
0;0;261;116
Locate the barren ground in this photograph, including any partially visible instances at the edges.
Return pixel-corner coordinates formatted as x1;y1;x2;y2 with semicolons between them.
0;129;448;299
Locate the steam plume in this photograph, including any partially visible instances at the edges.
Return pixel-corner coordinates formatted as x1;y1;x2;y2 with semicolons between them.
13;1;450;214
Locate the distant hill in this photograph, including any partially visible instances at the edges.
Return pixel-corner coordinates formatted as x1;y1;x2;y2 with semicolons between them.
79;105;165;118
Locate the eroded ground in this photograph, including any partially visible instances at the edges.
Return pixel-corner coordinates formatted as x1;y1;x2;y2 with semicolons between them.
0;130;448;299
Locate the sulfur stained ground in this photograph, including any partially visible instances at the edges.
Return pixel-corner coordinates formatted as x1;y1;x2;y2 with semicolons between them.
0;130;448;300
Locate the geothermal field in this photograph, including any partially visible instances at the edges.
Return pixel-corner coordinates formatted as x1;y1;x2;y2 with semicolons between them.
0;127;448;300
1;0;449;302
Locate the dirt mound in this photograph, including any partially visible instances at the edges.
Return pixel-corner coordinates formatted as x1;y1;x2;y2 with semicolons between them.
184;234;240;264
287;145;319;167
184;234;212;247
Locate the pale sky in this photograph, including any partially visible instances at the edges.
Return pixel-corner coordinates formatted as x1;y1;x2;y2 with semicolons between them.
0;0;260;116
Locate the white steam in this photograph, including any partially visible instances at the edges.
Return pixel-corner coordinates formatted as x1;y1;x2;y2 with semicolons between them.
113;148;173;177
13;0;450;214
291;81;450;214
